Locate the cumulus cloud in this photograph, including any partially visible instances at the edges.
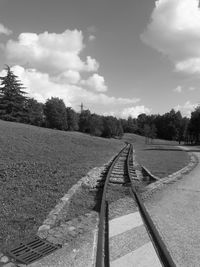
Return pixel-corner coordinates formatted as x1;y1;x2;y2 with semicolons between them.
81;73;107;92
173;85;182;93
1;28;141;115
4;30;99;74
53;70;81;84
120;105;151;119
104;105;151;119
189;86;196;91
141;0;200;74
89;35;96;41
108;103;151;119
0;65;139;113
175;101;197;117
0;23;12;35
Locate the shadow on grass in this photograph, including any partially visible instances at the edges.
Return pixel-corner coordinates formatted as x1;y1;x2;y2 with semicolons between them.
151;143;179;146
182;147;200;152
144;148;183;152
144;147;200;153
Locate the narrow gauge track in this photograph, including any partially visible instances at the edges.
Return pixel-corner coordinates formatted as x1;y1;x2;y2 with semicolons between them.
96;143;176;267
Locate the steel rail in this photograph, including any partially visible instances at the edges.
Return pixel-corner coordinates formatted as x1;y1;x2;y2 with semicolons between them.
127;144;176;267
96;143;129;267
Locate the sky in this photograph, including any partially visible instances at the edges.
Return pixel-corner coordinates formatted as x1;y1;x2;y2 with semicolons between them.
0;0;200;118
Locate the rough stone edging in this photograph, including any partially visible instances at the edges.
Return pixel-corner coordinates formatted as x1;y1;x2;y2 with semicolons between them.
141;152;198;200
37;157;114;237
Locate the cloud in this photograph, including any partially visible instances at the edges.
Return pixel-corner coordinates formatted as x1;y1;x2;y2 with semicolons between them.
0;65;139;113
173;85;182;93
53;70;81;84
89;35;96;41
141;0;200;74
189;86;196;91
175;101;198;117
4;30;99;75
120;105;151;119
121;105;151;118
104;105;151;119
0;23;12;35
81;73;107;92
1;29;141;116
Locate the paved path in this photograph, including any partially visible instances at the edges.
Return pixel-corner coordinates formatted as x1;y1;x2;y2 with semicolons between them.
109;196;162;267
145;146;200;266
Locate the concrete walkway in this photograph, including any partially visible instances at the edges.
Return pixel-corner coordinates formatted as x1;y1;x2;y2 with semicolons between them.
109;196;162;267
145;146;200;266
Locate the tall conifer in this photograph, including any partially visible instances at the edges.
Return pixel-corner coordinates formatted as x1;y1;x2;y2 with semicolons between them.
0;65;28;121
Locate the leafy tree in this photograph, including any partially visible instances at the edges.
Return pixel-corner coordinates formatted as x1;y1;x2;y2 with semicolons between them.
66;107;79;131
89;114;103;136
126;116;138;133
102;116;123;138
179;117;189;144
79;110;91;133
44;97;68;130
137;113;148;135
144;124;151;144
116;120;124;137
0;65;28;122
188;106;200;143
150;124;157;142
25;98;44;126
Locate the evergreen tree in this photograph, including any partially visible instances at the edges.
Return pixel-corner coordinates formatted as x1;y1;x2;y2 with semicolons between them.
0;65;28;122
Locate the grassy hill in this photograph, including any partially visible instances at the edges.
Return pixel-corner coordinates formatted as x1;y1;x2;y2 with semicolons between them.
0;121;190;252
0;120;124;251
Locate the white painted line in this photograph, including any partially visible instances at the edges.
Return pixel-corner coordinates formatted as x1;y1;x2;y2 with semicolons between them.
91;227;98;267
109;212;143;238
110;242;162;267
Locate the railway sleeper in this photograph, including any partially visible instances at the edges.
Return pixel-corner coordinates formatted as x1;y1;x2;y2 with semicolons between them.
110;174;128;179
112;172;128;176
109;179;128;185
113;164;126;167
113;166;126;170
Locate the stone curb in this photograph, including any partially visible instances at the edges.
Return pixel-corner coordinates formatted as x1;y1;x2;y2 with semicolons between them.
141;151;198;201
0;157;114;267
37;157;114;238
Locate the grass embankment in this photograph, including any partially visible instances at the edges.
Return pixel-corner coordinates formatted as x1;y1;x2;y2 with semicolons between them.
123;133;190;178
0;120;124;251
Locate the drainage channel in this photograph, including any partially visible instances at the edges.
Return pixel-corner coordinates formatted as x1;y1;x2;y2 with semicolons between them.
6;236;61;265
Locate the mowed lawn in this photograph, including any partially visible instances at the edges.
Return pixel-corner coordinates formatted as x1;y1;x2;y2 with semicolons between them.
123;133;190;178
0;120;124;251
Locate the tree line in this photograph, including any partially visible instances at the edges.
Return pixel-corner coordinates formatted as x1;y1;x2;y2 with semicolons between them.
0;65;199;143
0;65;123;138
121;107;200;144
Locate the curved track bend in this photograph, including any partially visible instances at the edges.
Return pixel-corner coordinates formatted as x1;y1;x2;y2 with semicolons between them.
96;143;176;267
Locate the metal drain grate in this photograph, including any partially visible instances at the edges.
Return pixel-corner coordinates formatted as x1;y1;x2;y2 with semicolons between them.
7;236;62;265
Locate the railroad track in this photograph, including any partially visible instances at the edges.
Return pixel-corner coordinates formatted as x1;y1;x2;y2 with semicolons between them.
96;143;176;267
